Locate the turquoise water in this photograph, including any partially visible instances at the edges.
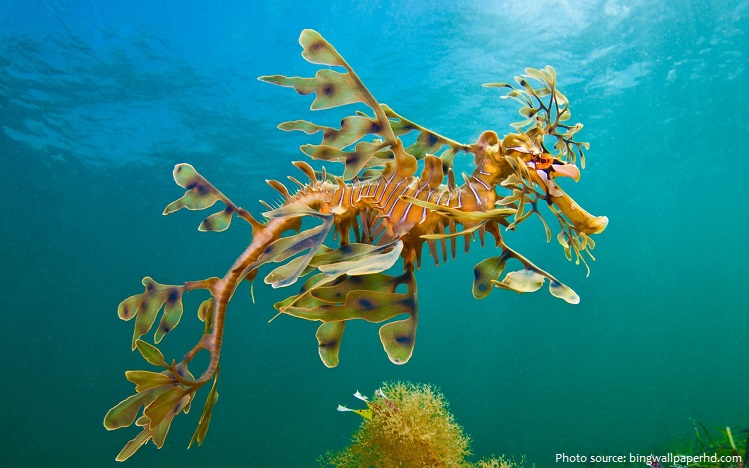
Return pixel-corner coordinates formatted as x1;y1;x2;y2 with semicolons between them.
2;1;748;466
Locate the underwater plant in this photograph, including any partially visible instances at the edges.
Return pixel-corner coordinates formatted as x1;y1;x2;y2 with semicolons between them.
103;29;607;460
324;382;526;468
670;420;748;468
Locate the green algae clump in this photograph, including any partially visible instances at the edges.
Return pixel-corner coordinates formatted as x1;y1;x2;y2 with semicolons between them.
323;382;468;467
321;382;524;468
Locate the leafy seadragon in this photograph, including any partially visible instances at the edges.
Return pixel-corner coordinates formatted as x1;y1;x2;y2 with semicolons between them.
103;29;608;461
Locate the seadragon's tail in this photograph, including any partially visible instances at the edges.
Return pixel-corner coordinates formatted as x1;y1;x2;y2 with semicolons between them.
102;162;326;460
102;163;281;460
103;162;413;460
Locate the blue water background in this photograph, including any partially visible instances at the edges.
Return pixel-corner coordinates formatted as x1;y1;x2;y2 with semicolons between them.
1;0;748;466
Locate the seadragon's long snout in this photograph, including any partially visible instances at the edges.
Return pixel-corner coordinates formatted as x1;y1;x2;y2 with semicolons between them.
526;157;609;236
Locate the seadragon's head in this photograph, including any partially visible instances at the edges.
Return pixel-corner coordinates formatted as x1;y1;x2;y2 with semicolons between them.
468;66;608;272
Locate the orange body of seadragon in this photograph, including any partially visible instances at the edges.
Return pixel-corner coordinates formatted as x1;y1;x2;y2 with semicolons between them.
104;29;608;461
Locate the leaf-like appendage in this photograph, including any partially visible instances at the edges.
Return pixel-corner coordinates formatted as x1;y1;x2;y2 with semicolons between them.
260;225;326;265
406;131;444;159
111;387;191;461
492;268;579;304
197;298;214;323
313;240;403;276
164;164;221;214
300;140;384;181
325;116;379;149
474;240;580;305
162;163;248;233
262;202;326;220
104;386;171;431
278;119;330;135
154;290;184;343
189;368;220;448
198;208;234;232
152;395;190;448
276;272;387;308
277;271;409;317
132;295;163;348
276;270;418;366
402;196;515;222
525;66;556;87
299;143;345;163
126;370;174;392
482;82;513;89
115;427;151;462
280;116;380;150
135;339;168;368
263;256;310;288
118;278;184;348
299;29;345;67
145;386;187;429
549;280;580;304
260;69;366;110
261;30;434;180
107;357;212;459
260;214;334;289
420;223;481;241
379;315;417;365
282;289;408;323
316;321;346;368
472;253;510;299
341;141;385;180
487;65;589;168
494;269;545;293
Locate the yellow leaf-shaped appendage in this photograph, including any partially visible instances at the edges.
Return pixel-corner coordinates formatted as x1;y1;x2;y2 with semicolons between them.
189;368;220;449
118;278;185;348
260;70;366;110
145;386;187;429
299;29;345;67
472;253;510;300
379;316;417;365
104;386;171;431
125;370;173;392
316;321;346;368
163;164;221;214
135;339;167;368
